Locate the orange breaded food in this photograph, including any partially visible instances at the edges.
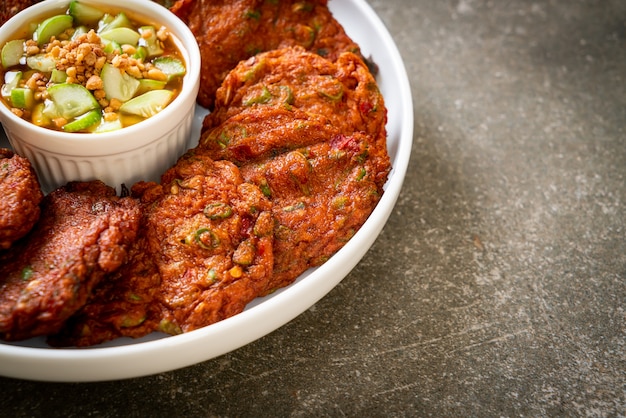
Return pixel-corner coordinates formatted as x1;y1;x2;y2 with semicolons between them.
202;47;387;154
196;47;390;292
170;0;362;109
53;153;274;346
0;149;43;250
0;181;141;341
241;131;388;292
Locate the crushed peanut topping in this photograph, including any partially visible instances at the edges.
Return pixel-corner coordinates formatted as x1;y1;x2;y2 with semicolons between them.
20;27;169;101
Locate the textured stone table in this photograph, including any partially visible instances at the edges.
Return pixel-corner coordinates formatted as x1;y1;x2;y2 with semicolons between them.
1;0;624;416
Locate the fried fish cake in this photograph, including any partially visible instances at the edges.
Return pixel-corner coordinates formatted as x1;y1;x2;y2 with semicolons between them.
0;149;43;250
240;131;389;292
197;46;390;292
204;47;383;133
170;0;361;109
0;181;141;341
53;154;274;346
197;46;389;184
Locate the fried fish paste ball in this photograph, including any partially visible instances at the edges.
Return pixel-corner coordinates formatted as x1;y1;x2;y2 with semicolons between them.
170;0;361;109
0;181;141;341
240;131;389;292
52;154;274;346
0;149;43;250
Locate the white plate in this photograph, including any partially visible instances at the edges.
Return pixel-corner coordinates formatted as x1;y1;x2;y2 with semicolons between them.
0;0;413;382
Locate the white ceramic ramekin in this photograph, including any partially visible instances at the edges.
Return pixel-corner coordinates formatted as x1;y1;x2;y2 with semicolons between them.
0;0;201;193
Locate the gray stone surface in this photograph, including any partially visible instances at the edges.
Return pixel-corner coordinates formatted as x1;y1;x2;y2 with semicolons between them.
1;0;624;416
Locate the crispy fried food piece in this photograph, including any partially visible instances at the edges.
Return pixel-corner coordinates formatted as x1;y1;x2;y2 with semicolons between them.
52;154;274;346
240;132;388;292
197;47;390;292
199;47;388;173
1;0;38;26
0;149;43;250
206;46;384;133
0;181;141;341
170;0;361;109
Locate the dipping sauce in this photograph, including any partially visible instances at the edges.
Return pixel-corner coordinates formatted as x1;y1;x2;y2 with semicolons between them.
0;0;186;132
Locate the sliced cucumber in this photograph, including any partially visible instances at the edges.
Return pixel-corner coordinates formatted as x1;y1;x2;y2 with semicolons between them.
50;68;67;83
47;83;99;119
97;13;115;33
71;25;88;40
101;62;140;101
138;26;163;57
102;39;122;55
98;12;133;33
10;88;34;109
91;118;122;132
152;57;186;81
1;39;25;69
132;45;148;61
26;54;56;72
136;78;166;95
68;0;105;26
100;27;140;46
119;89;173;118
34;14;74;45
1;71;22;99
62;109;101;132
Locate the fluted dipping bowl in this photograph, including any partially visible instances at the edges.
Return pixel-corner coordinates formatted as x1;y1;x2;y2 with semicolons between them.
0;0;201;193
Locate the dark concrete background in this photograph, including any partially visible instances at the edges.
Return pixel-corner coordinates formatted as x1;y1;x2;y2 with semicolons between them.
1;0;624;416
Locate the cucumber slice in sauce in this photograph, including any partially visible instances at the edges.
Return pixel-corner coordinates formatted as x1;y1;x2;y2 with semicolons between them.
136;78;166;95
34;14;74;45
1;39;25;69
47;83;99;119
68;0;105;26
62;109;101;132
26;54;56;72
100;27;140;46
119;89;173;118
98;12;133;33
1;71;22;99
152;57;186;81
138;26;163;57
50;68;68;83
101;62;139;101
10;88;34;109
91;118;122;133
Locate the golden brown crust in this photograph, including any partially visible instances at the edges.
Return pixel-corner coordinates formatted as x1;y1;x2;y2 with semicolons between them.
170;0;361;109
0;149;43;250
0;181;141;341
197;47;390;292
52;155;275;346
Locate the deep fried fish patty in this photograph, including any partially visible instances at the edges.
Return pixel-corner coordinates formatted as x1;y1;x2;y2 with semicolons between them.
196;47;390;292
240;132;388;292
0;181;141;341
205;47;386;139
52;154;274;346
170;0;361;109
0;149;43;250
